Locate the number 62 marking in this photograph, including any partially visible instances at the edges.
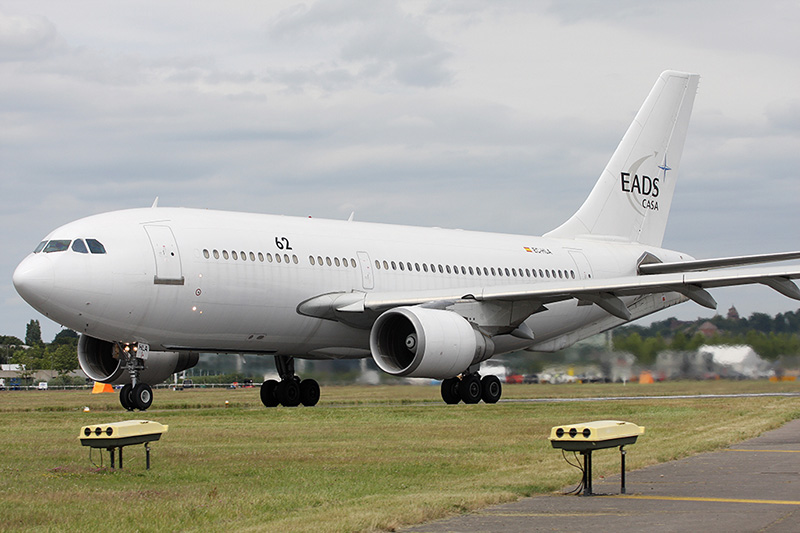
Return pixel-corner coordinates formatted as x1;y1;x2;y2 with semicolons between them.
275;236;292;250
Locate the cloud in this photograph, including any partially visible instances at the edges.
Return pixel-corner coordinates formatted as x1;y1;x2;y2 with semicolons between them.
766;99;800;132
268;0;453;89
0;10;62;61
2;1;800;340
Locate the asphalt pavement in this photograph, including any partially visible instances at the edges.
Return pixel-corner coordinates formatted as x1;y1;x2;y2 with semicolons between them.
403;418;800;532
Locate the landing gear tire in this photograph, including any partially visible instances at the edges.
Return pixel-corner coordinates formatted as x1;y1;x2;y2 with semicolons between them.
299;379;320;407
120;384;134;411
441;377;461;404
277;379;301;407
132;383;153;411
481;375;502;404
260;379;280;407
459;374;482;404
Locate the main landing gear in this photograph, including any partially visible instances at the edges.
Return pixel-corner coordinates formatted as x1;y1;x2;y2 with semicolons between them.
440;372;502;405
260;355;320;408
116;342;153;411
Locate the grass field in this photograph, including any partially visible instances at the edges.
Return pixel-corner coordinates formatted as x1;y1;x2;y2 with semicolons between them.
1;381;798;532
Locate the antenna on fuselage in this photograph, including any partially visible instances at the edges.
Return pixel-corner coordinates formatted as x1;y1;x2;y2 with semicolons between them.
151;197;159;208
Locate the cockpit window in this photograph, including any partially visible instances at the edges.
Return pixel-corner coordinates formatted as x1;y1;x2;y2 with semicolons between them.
43;240;71;253
34;241;48;253
86;239;106;254
72;239;89;254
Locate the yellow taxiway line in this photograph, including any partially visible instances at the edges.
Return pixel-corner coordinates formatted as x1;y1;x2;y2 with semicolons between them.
726;449;800;453
612;495;800;506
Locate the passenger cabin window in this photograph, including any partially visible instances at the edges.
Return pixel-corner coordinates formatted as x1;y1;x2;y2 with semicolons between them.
43;240;71;253
72;239;89;254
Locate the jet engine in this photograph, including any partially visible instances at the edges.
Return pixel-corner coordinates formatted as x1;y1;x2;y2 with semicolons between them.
369;306;494;379
78;334;199;385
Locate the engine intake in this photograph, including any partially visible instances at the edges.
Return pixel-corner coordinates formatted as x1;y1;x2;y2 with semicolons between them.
78;334;199;385
369;306;494;379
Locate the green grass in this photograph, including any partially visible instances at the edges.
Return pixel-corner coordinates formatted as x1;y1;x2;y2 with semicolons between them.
1;381;798;532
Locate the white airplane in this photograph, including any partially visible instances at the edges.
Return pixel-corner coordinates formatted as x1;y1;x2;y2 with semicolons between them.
13;71;800;411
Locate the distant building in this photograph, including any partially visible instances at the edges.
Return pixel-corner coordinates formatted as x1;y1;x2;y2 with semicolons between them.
656;350;714;379
698;321;719;338
698;345;767;378
727;305;740;320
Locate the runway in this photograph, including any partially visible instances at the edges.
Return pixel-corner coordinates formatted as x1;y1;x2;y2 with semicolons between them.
403;417;800;532
502;391;800;403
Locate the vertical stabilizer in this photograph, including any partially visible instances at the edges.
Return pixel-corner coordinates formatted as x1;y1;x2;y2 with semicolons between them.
545;71;699;246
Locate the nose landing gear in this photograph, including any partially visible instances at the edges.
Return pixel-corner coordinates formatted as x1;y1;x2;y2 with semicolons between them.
116;342;153;411
260;355;320;408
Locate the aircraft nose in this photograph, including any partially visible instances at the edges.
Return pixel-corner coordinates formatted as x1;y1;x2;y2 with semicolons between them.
12;255;54;309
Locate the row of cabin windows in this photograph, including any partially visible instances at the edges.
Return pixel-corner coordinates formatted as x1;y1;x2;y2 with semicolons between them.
202;248;577;281
373;259;576;280
202;249;357;269
310;256;358;268
202;249;299;265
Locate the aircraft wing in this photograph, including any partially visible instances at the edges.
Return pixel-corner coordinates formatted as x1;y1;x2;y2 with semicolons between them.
300;264;800;326
362;265;800;319
638;250;800;274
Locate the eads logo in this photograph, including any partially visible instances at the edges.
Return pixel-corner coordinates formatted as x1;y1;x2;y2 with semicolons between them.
620;154;670;211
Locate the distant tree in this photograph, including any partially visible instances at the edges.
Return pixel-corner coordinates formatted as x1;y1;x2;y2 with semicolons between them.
0;336;24;365
613;332;643;356
671;331;689;351
749;312;773;334
687;333;706;351
774;313;789;333
52;329;79;346
50;343;79;375
613;332;666;364
12;346;42;381
639;335;666;365
25;320;43;346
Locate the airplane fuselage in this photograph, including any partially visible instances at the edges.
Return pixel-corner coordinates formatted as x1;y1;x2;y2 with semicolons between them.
14;207;688;358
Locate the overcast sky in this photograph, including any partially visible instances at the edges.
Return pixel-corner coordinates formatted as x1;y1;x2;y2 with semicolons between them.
2;1;800;342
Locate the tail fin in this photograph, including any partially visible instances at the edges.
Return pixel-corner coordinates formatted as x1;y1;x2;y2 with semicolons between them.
545;70;699;246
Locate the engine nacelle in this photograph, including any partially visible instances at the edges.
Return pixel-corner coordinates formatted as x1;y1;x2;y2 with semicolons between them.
78;334;199;385
369;306;494;379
